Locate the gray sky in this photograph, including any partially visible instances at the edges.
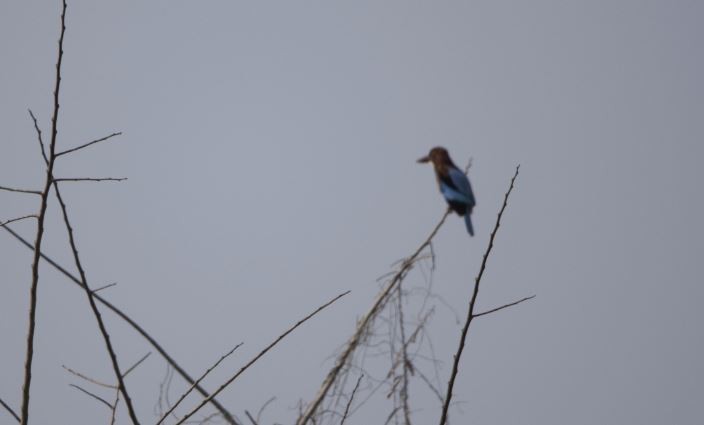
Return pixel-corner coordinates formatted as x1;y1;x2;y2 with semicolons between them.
2;1;703;424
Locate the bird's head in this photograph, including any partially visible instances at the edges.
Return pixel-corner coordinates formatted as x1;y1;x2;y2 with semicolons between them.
417;146;453;167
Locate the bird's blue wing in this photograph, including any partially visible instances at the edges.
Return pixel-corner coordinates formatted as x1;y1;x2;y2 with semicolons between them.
442;167;475;207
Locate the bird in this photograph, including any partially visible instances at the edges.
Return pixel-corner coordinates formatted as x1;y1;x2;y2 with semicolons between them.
418;147;476;236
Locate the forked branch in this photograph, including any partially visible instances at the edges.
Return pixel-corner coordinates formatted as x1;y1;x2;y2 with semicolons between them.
438;165;522;425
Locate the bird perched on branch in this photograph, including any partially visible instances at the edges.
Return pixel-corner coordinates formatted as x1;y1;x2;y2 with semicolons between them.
418;147;476;236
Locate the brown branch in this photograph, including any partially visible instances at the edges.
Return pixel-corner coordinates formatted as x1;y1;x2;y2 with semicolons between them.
0;215;37;227
0;225;240;425
56;132;122;157
52;184;140;424
0;397;20;423
156;343;243;425
27;109;48;164
0;185;41;195
438;165;521;425
69;384;112;409
339;375;363;425
473;295;535;318
176;291;350;425
63;365;115;389
20;2;67;423
53;177;127;183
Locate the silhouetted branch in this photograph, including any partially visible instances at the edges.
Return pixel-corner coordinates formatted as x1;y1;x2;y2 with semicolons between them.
256;397;276;424
0;397;20;423
53;180;140;425
20;2;67;423
56;132;122;157
91;282;117;294
156;343;243;425
0;186;41;195
438;165;520;425
53;177;127;183
473;295;535;318
123;352;152;378
0;224;239;425
340;375;363;425
27;109;48;164
245;411;259;425
0;215;37;227
69;384;112;409
176;291;350;425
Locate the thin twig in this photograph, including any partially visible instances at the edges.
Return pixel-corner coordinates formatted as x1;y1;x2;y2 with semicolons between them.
245;411;259;425
92;282;117;293
176;291;350;425
0;185;41;195
340;375;363;425
438;165;521;425
27;109;48;164
53;183;141;424
473;295;535;318
1;225;240;425
63;365;115;389
396;286;412;425
0;215;37;227
0;397;20;423
156;343;243;425
69;384;112;409
56;132;122;157
53;177;127;183
20;3;67;423
256;397;276;424
109;389;120;425
123;352;152;378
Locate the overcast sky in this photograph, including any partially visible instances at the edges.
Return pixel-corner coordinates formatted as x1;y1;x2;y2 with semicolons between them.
1;1;703;424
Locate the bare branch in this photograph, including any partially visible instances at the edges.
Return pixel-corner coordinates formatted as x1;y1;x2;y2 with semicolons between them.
0;185;41;195
438;165;521;425
156;343;243;425
20;2;68;422
62;365;115;389
396;287;412;425
340;375;363;425
0;225;240;425
256;397;276;424
69;384;112;410
56;132;122;157
123;352;152;378
176;291;350;425
245;411;259;425
0;215;37;227
53;177;127;183
91;282;117;294
52;183;140;425
473;295;535;318
0;397;20;423
27;109;48;164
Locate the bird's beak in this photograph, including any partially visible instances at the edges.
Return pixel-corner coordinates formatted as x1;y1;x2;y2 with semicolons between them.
417;155;430;164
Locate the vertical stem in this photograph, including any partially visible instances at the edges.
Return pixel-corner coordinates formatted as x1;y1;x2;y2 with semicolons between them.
20;2;67;423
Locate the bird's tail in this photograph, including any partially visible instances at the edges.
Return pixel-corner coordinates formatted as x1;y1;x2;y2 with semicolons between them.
464;213;474;236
